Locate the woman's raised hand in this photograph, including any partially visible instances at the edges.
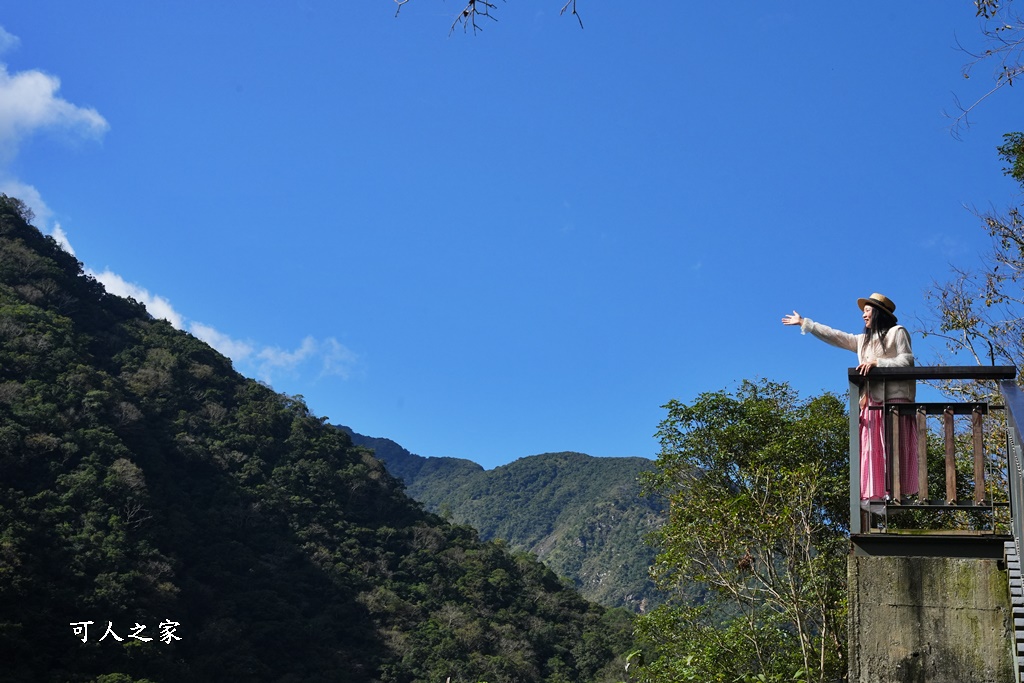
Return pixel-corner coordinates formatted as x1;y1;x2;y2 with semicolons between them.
782;311;803;326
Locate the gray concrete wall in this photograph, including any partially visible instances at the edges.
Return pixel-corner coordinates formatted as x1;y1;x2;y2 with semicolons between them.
849;555;1013;683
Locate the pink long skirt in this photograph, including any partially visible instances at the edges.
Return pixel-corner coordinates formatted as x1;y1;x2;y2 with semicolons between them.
859;398;919;500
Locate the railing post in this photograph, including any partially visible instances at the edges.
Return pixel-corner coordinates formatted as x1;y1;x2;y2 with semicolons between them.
917;406;928;500
945;407;957;503
850;374;862;535
973;407;985;504
891;405;902;501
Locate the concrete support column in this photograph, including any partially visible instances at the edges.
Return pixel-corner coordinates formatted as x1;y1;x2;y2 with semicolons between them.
849;555;1012;682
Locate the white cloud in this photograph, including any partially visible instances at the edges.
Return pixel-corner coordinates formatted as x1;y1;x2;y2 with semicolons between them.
83;271;359;387
83;269;359;388
88;268;185;330
191;323;359;386
254;336;318;378
189;321;255;361
0;179;74;255
0;65;108;162
0;178;52;226
223;336;361;385
0;26;19;55
320;338;359;380
50;223;74;255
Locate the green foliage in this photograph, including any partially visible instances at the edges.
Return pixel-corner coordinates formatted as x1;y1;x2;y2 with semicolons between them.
346;430;664;611
998;132;1024;187
632;379;849;683
0;196;630;682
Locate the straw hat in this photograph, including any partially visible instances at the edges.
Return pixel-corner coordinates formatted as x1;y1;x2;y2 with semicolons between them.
857;293;897;321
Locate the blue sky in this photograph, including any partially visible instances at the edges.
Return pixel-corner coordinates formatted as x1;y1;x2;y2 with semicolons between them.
0;2;1020;468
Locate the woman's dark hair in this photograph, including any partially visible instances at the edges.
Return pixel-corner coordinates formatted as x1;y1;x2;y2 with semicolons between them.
863;304;898;340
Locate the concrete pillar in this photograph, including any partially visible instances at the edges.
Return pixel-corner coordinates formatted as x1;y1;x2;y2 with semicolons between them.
848;555;1013;683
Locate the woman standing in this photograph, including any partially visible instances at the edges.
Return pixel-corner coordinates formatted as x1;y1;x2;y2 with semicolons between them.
782;293;918;505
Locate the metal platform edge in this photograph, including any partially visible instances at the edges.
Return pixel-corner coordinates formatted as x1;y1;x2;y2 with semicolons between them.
851;533;1013;558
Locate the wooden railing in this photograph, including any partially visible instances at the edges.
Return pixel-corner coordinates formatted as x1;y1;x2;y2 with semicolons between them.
879;401;991;504
847;366;1016;536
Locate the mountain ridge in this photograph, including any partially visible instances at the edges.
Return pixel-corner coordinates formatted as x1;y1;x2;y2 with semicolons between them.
340;427;664;611
0;195;632;682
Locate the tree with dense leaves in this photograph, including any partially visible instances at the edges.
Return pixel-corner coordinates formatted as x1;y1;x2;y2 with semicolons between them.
632;379;849;683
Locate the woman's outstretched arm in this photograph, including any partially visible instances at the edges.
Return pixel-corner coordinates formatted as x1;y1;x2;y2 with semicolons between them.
783;310;859;353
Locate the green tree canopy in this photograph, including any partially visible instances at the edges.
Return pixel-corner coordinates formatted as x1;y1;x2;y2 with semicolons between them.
633;379;849;683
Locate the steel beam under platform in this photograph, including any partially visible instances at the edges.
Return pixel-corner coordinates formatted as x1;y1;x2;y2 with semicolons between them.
851;533;1013;558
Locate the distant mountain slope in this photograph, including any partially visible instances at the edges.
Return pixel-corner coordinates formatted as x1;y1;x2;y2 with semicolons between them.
0;196;632;683
345;430;485;491
342;429;663;611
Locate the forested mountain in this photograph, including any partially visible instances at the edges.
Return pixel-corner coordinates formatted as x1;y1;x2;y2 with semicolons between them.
341;430;663;611
0;196;633;683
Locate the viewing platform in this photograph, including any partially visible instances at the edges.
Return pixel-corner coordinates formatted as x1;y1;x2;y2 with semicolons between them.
845;365;1022;682
846;365;1016;558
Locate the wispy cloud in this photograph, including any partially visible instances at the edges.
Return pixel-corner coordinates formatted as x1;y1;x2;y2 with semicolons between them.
188;322;256;361
320;338;359;380
90;269;360;386
50;224;74;255
89;268;185;329
0;26;20;55
249;336;360;384
0;178;53;228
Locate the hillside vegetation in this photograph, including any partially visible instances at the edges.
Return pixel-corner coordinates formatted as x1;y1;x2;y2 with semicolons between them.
0;196;632;682
343;431;663;611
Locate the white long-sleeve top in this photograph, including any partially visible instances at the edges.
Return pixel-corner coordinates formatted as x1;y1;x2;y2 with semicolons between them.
800;318;916;402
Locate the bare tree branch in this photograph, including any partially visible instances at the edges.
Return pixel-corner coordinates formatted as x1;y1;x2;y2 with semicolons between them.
560;0;584;29
393;0;412;17
395;0;584;34
450;0;499;36
948;3;1024;135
